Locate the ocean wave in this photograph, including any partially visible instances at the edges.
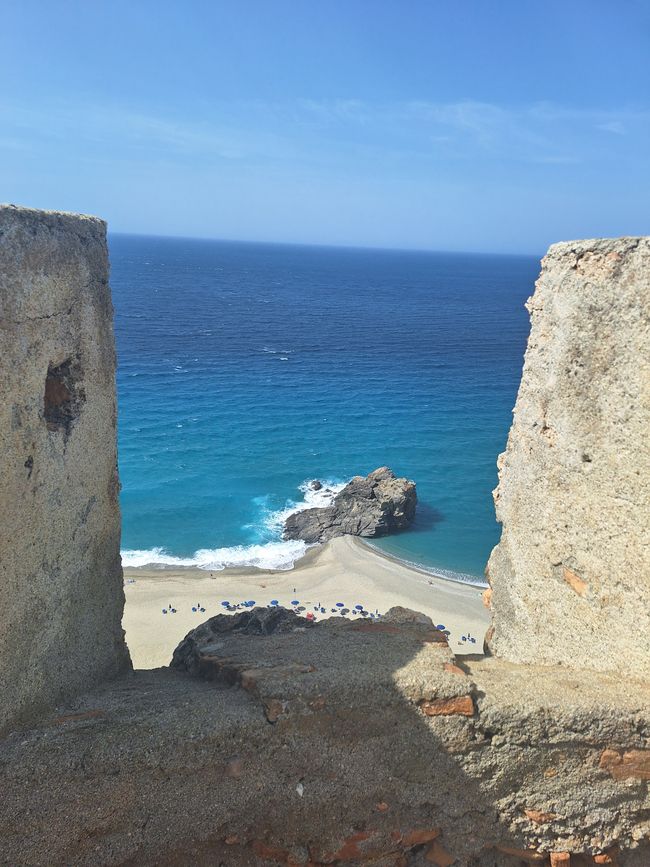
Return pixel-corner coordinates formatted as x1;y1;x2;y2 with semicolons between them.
121;539;309;571
262;478;346;535
121;478;346;572
261;345;293;354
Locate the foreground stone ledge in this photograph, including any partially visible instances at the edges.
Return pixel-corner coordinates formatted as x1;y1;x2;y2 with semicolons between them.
1;616;649;865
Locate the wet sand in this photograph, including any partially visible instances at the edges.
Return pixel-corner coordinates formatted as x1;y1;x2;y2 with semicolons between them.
123;535;490;668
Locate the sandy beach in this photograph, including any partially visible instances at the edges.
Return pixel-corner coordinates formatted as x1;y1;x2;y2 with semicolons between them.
123;535;490;668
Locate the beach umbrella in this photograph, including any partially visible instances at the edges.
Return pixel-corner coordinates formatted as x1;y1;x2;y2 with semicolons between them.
221;601;230;607
436;624;446;631
354;605;363;611
270;599;279;606
162;609;167;614
291;599;299;606
335;602;344;608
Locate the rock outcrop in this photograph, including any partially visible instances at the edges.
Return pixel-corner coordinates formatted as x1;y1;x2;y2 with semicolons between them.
171;607;312;675
284;466;417;543
486;237;650;676
0;205;130;736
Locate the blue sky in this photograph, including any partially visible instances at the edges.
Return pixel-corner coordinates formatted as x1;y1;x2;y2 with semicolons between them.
2;0;649;253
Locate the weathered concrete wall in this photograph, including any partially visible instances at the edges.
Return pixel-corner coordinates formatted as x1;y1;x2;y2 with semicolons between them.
0;204;130;735
486;237;650;675
1;612;649;865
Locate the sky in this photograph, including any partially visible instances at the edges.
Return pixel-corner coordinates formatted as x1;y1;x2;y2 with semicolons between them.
2;0;649;253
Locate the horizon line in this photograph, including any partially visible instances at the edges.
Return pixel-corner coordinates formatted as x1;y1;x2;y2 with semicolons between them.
107;228;544;260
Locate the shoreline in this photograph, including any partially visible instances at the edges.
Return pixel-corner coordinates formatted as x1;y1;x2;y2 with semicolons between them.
357;538;487;588
121;536;487;588
123;535;490;669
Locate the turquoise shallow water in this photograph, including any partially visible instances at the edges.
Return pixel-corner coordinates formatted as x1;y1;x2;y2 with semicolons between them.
110;234;538;580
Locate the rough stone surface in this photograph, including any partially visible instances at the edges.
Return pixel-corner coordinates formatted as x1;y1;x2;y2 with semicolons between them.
486;237;650;675
1;615;649;865
0;204;130;736
284;466;417;543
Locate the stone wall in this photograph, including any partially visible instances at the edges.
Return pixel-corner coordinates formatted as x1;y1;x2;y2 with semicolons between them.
0;204;130;735
2;612;649;865
486;237;650;674
2;219;649;864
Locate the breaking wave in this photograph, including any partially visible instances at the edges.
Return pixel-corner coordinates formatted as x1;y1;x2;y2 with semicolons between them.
121;477;346;572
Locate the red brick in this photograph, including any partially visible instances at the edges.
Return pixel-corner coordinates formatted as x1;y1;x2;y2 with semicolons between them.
599;748;650;780
419;695;474;716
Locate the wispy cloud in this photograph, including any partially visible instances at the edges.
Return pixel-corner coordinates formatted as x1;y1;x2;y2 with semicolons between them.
596;120;626;135
0;96;647;173
403;99;648;164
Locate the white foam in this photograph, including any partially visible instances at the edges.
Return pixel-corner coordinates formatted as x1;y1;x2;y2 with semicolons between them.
122;478;346;573
121;539;309;571
263;478;346;535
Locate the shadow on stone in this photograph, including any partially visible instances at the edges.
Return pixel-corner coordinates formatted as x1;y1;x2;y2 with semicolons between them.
1;607;646;866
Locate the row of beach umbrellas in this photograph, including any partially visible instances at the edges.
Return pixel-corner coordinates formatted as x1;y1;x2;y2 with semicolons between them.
160;599;454;637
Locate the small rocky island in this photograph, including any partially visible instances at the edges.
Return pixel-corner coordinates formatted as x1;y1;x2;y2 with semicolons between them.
283;466;417;543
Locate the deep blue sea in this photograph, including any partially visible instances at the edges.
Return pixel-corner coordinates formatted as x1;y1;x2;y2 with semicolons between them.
110;234;538;581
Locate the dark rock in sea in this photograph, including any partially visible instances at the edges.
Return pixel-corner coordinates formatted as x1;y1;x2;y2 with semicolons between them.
310;479;323;491
284;466;417;544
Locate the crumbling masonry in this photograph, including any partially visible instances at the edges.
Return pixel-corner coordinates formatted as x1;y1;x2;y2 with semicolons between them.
0;207;648;866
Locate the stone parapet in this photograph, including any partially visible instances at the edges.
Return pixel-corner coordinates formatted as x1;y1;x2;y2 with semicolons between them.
1;613;648;865
486;237;650;675
0;205;130;735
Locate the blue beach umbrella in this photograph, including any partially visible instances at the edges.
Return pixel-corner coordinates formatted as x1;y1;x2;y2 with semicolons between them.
436;624;446;631
221;601;230;607
291;599;299;606
162;609;167;614
270;599;279;606
354;605;363;611
335;602;344;608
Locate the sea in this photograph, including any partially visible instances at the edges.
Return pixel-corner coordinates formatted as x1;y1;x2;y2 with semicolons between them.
110;234;539;583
